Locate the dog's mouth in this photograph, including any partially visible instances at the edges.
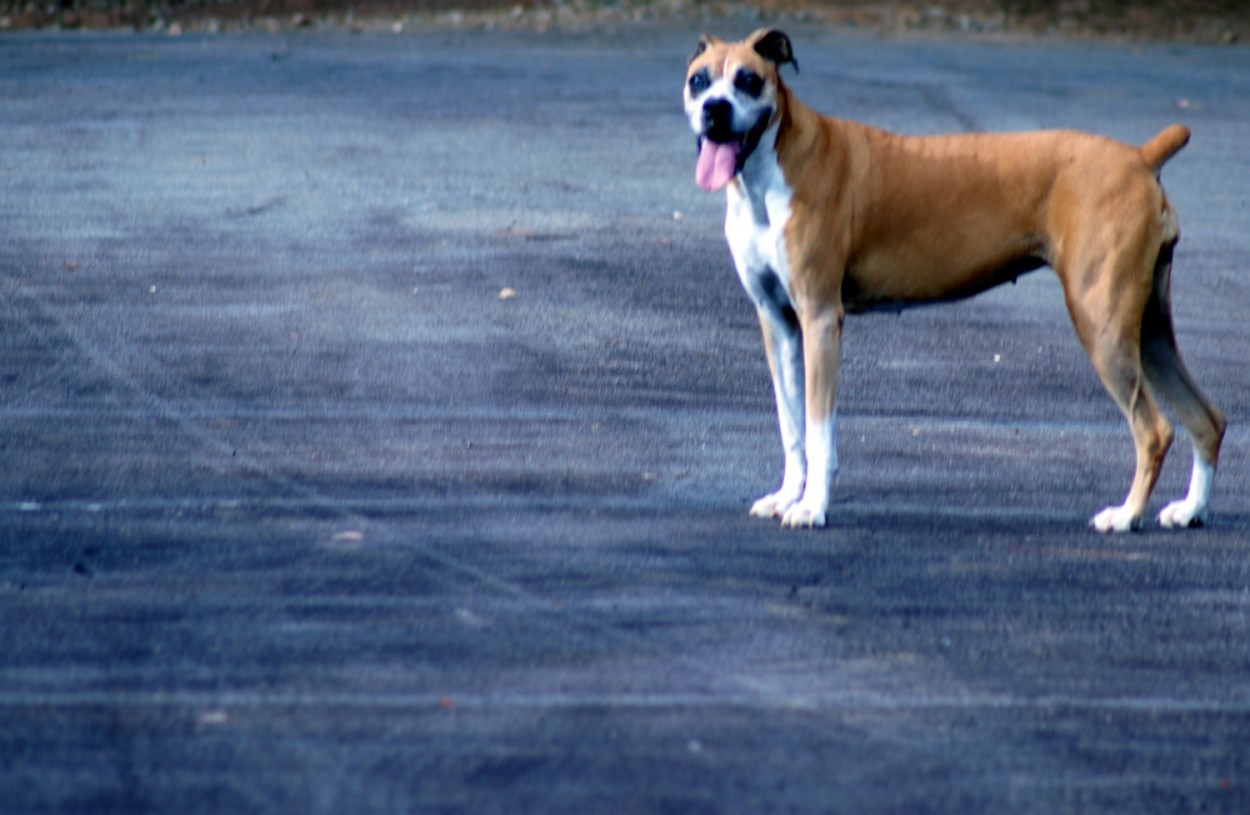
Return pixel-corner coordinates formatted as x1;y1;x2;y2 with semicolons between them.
695;137;741;192
694;108;772;192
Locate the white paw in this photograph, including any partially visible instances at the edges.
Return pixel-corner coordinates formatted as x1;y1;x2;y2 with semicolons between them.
781;501;826;529
749;488;802;519
1158;498;1206;529
1158;457;1214;530
1090;505;1140;534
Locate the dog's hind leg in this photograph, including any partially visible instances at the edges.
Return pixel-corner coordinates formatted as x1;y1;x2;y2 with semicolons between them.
1086;345;1174;533
1140;239;1227;528
1060;233;1174;533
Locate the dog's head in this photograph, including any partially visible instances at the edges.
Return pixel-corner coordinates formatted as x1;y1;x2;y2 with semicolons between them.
684;29;797;192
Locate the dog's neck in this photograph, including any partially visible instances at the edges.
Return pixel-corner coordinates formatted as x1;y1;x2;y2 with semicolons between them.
736;124;780;189
730;85;793;216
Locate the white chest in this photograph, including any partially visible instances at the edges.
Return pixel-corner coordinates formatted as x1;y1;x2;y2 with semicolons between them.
723;151;796;315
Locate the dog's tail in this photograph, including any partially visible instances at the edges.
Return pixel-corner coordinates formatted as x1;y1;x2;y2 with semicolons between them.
1140;124;1191;170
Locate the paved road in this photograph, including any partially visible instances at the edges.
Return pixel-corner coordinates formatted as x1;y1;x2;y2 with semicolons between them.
2;23;1250;814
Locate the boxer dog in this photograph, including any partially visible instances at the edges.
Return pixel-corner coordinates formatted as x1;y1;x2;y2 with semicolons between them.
685;29;1225;531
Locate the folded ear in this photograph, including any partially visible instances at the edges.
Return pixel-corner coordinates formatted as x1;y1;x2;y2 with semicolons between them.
749;29;798;74
689;34;721;65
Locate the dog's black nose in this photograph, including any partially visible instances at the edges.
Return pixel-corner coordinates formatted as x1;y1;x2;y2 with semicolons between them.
701;99;735;141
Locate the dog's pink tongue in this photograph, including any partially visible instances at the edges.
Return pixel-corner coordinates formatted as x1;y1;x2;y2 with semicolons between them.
696;140;740;191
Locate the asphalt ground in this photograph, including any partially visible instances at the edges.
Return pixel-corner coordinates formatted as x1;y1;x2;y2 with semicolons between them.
2;24;1250;814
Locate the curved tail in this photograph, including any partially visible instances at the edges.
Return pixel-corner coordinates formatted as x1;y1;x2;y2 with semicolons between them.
1140;124;1190;170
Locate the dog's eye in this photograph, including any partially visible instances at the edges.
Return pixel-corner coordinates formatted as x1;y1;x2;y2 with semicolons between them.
734;69;764;98
688;70;710;95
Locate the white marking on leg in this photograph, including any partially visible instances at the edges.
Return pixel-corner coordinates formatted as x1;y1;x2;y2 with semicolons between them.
782;409;837;528
750;321;805;518
1159;446;1214;529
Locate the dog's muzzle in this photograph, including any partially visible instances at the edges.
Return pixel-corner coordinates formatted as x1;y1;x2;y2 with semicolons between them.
694;99;772;192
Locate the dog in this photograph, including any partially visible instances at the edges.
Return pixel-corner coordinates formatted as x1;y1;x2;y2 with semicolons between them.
684;29;1225;532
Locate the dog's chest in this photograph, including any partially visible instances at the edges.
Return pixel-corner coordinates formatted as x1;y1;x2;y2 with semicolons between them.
724;159;796;314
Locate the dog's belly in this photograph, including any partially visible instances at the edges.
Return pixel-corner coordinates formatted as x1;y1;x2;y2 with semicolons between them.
842;235;1050;313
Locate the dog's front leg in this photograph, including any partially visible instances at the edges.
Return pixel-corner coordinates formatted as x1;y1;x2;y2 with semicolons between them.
750;307;807;519
782;308;841;529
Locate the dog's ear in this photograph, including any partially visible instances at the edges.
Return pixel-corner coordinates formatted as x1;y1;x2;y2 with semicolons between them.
689;34;721;65
749;29;798;74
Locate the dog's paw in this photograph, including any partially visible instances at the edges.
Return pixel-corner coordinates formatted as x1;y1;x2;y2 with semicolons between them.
1158;498;1206;529
750;489;801;519
781;502;826;529
1090;505;1140;534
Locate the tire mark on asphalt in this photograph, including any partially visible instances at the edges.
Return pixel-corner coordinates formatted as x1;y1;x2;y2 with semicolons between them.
0;402;1135;434
0;495;1088;524
4;688;1250;715
0;271;582;607
0;270;833;707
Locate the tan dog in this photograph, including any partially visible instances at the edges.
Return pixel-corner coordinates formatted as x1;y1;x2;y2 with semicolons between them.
684;29;1225;531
